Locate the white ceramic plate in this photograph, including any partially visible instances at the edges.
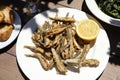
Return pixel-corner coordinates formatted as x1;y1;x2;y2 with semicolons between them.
16;8;110;80
0;11;21;49
85;0;120;27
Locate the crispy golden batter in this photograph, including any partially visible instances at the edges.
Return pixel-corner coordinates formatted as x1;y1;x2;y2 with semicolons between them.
0;5;14;42
0;5;14;24
0;24;13;42
0;11;4;23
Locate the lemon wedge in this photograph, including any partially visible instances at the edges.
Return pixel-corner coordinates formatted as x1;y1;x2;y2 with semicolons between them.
76;19;100;41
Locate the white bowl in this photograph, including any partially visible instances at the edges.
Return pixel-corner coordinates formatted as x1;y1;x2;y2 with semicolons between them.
85;0;120;27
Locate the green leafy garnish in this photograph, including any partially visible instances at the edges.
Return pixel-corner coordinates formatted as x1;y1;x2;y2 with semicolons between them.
96;0;120;19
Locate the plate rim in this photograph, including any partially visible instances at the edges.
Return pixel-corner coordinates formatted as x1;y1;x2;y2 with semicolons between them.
16;7;110;80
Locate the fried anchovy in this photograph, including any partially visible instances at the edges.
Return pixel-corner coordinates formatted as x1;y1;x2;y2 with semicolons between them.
51;48;67;73
24;45;44;53
81;59;99;67
49;17;75;22
75;44;90;67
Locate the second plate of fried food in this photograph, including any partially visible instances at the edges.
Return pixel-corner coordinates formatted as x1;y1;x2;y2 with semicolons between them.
0;6;21;49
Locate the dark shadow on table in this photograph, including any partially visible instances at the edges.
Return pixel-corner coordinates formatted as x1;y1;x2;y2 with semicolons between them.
16;59;29;80
81;0;120;65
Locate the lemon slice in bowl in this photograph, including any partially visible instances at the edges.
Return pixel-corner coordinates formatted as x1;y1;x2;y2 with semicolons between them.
76;19;100;41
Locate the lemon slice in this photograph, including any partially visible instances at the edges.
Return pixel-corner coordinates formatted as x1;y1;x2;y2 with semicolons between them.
76;19;100;41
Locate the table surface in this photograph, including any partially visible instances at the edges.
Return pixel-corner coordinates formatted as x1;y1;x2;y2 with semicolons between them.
0;0;120;80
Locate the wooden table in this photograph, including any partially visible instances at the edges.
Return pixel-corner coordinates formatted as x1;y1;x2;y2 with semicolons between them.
0;0;120;80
